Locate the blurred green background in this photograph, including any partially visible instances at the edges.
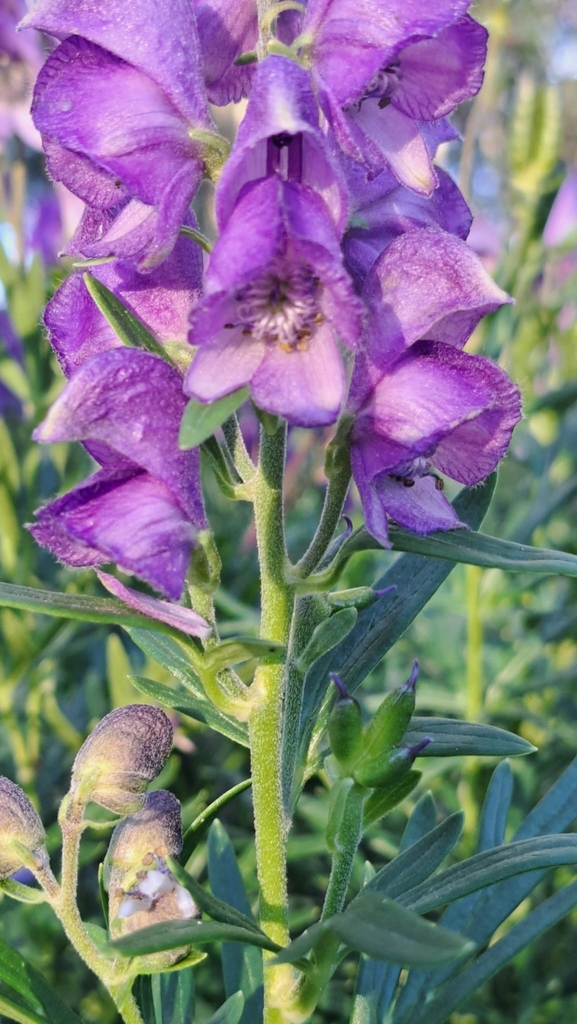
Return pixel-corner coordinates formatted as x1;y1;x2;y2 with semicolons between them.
2;0;577;1020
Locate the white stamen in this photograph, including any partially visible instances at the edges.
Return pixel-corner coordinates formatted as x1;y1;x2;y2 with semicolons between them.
233;258;322;351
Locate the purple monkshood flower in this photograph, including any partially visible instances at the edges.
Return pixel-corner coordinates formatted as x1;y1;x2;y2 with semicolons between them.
30;349;207;600
215;55;349;234
185;175;362;427
350;340;522;542
301;0;486;190
342;159;472;287
23;0;212;269
347;226;520;541
44;232;202;377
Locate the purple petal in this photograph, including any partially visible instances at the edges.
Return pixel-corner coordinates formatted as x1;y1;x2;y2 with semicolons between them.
30;471;196;600
543;169;577;248
393;17;487;121
0;309;24;363
215;56;349;234
362;228;512;365
193;0;257;105
21;0;210;128
373;474;463;534
186;318;265;401
352;341;521;485
34;349;206;526
44;275;122;377
304;0;473;109
251;321;345;426
344;167;472;285
32;37;201;208
350;103;436;193
96;571;211;637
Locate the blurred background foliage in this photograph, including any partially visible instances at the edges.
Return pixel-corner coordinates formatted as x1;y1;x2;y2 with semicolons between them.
2;0;577;1021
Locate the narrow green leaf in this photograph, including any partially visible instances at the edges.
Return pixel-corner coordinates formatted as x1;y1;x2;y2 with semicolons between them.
298;475;496;766
136;970;196;1024
328;892;474;966
399;834;577;915
203;637;284;672
182;780;252;862
207;822;263;1024
269;922;328;965
368;813;464;900
400;793;437;852
205;992;245;1024
0;582;176;632
477;761;513;853
296;608;358;675
0;879;46;904
179;390;250;449
403;718;536;757
0;937;82;1024
84;274;169;361
131;676;249;747
112;920;282;957
404;880;577;1024
167;859;262;935
388;523;577;577
0;993;47;1024
363;772;422;828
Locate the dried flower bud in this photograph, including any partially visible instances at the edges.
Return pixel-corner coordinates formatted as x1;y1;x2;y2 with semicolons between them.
71;705;173;814
0;777;48;880
105;790;199;968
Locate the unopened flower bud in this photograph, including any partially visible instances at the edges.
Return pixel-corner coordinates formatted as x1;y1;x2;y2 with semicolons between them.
357;662;418;769
328;674;363;773
105;790;199;968
354;737;431;789
0;778;48;880
327;585;396;610
71;705;173;814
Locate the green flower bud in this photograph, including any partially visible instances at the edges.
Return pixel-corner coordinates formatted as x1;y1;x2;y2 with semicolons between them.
327;675;363;773
0;777;48;880
106;790;198;968
327;585;395;610
357;662;418;768
354;739;430;789
71;705;173;814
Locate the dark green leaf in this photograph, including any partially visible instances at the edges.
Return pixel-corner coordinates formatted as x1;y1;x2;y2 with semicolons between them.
403;718;536;757
182;781;252;862
298;476;496;766
404;881;577;1024
477;761;513;853
112;920;282;957
0;993;47;1024
205;992;245;1024
387;524;577;577
84;274;169;361
179;390;249;449
363;771;422;828
296;608;358;675
167;859;262;935
369;813;464;900
400;835;577;915
207;822;263;1024
136;970;196;1024
0;582;174;632
400;793;437;852
328;892;474;966
269;922;328;965
0;937;82;1024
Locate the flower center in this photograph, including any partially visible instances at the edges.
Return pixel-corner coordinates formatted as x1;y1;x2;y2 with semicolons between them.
347;61;402;111
390;453;444;490
231;259;323;352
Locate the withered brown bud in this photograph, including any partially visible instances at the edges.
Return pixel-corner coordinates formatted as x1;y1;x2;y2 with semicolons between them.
71;705;173;814
0;777;48;880
105;790;198;968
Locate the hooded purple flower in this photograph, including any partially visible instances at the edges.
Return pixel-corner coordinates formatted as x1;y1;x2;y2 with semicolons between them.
342;158;472;287
44;232;202;377
23;0;212;269
30;349;206;600
301;0;486;189
215;55;348;234
350;341;522;542
185;175;362;427
348;225;520;541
